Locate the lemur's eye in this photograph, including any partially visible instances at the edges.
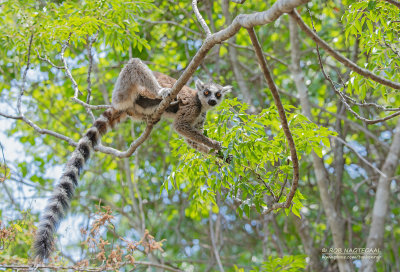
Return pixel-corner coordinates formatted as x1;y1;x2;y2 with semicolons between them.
204;90;210;96
216;93;221;98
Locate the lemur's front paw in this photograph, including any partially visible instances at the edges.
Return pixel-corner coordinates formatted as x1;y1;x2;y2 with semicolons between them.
159;88;172;99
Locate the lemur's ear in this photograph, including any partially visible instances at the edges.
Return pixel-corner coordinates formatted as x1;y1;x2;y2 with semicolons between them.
195;79;205;90
222;85;233;94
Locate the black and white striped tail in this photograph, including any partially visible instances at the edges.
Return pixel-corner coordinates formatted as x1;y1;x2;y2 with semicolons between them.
33;108;125;261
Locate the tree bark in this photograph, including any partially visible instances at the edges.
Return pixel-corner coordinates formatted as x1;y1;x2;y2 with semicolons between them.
360;118;400;272
292;215;324;271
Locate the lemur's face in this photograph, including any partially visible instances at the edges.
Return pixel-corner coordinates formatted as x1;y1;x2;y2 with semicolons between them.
195;79;232;109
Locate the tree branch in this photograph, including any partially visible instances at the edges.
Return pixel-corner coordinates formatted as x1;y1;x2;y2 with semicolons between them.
209;212;225;272
137;17;202;36
331;136;387;178
246;27;299;213
60;33;110;111
290;9;400;90
192;0;211;36
304;9;400;125
85;33;99;121
17;33;34;116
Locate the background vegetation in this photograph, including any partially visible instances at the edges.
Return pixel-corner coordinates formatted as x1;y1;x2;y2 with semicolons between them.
0;0;399;271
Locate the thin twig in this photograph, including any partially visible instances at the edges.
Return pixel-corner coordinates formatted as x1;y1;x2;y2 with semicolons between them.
137;17;202;36
85;33;99;122
331;136;387;178
277;88;390;150
36;50;65;69
382;35;400;58
71;98;111;109
246;27;299;214
17;33;34;116
277;173;288;202
224;41;288;66
305;9;400;125
0;142;7;182
0;112;23;120
192;0;212;36
61;33;82;97
61;33;110;111
242;165;277;201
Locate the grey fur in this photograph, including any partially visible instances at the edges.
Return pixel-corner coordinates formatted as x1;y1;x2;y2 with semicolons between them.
112;58;170;111
33;109;126;261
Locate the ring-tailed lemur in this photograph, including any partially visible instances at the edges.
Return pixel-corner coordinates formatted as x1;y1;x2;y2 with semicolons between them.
33;58;231;261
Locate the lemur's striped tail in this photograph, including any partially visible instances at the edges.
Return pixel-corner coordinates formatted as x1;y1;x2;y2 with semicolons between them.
33;108;127;261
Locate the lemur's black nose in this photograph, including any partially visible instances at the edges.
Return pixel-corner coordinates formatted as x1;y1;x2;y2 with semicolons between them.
208;100;217;106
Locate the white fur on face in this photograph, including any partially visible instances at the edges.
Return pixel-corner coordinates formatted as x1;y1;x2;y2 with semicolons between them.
195;80;231;109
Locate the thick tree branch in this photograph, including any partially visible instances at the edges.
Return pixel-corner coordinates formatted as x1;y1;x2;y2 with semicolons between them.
246;27;299;213
361;118;400;271
290;10;400;90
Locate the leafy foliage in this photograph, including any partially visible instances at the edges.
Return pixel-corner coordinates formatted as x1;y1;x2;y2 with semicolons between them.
344;1;400;102
255;255;307;272
167;99;335;219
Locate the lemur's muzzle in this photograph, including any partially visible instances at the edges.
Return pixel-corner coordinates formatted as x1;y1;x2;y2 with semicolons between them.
208;100;217;106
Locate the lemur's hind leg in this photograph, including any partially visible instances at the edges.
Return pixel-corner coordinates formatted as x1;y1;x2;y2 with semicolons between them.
125;58;171;99
112;58;171;110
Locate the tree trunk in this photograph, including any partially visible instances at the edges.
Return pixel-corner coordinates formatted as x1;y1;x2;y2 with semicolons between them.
360;118;400;272
289;16;352;272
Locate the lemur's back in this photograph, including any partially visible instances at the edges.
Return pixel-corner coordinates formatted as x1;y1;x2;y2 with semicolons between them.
153;71;198;105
